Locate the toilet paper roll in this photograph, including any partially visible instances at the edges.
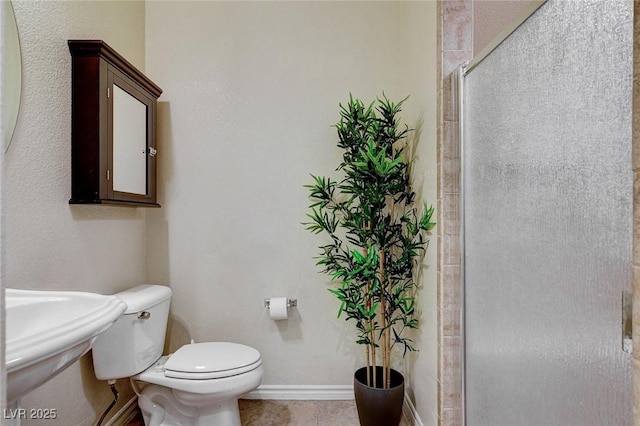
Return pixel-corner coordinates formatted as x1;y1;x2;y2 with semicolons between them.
269;297;288;320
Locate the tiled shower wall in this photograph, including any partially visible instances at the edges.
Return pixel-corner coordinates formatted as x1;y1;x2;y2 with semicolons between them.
438;1;472;424
633;3;640;425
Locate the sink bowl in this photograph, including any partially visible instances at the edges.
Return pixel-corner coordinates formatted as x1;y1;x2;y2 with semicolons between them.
6;289;127;403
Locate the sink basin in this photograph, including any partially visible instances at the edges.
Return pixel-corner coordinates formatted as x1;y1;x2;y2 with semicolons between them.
6;289;127;403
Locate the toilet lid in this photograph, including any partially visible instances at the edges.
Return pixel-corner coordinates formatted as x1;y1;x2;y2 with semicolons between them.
163;342;262;380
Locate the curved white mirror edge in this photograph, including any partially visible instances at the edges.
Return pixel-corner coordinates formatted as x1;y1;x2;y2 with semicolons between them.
3;0;22;153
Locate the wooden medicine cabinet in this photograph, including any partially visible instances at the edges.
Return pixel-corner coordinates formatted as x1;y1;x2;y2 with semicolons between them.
68;40;163;207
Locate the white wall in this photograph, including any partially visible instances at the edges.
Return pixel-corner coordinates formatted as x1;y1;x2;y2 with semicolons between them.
4;1;437;423
8;1;146;424
146;1;438;422
400;3;439;423
1;0;7;410
146;0;402;385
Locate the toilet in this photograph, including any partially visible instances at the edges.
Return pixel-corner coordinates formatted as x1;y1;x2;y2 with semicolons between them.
91;285;263;426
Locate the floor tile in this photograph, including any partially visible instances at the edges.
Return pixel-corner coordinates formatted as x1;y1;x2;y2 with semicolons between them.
239;400;318;426
316;400;359;426
126;399;413;425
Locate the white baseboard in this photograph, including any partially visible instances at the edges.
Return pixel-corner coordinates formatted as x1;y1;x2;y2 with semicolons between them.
402;395;423;426
102;396;139;426
243;385;354;400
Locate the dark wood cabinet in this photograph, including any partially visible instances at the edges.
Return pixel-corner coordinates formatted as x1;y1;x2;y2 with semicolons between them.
68;40;163;207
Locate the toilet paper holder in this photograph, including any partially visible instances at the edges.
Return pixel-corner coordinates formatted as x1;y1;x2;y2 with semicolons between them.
264;298;297;309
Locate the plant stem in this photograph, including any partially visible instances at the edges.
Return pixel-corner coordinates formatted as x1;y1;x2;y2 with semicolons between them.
366;345;371;387
372;340;377;387
363;223;372;388
365;290;372;388
379;247;388;389
383;202;395;389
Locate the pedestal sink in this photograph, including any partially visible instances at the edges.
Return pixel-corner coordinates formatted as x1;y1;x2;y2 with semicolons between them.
5;289;127;404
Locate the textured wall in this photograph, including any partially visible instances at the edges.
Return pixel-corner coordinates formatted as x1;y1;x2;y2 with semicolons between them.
400;3;439;423
473;0;532;55
1;0;6;411
145;1;437;422
439;1;473;423
8;1;146;424
3;1;438;423
633;3;640;424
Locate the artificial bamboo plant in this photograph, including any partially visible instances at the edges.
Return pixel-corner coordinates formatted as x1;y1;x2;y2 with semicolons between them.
304;94;435;389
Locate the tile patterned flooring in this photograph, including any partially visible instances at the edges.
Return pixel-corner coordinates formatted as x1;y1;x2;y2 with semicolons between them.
126;399;412;425
239;399;410;426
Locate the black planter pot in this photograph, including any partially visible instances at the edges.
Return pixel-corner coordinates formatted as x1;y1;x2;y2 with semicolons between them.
353;366;404;426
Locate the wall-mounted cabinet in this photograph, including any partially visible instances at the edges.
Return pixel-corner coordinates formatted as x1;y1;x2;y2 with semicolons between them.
68;40;163;207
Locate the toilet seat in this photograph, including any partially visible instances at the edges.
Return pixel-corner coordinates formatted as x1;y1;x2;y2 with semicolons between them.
164;342;262;380
135;356;263;395
134;345;263;395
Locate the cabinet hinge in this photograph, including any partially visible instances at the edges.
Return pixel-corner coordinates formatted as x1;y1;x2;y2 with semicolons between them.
107;87;110;98
107;170;110;181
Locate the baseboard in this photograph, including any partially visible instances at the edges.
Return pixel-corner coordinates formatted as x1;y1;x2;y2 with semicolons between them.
243;385;354;400
102;396;139;426
402;394;423;426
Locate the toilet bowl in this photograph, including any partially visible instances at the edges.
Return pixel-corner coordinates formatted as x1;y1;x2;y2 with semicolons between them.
91;285;263;426
134;342;263;425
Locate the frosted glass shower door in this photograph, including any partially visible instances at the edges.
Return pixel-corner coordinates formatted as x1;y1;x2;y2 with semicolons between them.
462;1;633;425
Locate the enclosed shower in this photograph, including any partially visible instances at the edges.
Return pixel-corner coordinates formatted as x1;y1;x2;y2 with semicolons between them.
458;0;633;424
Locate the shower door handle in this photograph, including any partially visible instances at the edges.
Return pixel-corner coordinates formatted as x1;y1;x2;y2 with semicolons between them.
622;292;632;354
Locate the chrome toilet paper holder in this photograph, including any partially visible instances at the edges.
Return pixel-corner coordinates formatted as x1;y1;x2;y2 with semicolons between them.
264;298;297;309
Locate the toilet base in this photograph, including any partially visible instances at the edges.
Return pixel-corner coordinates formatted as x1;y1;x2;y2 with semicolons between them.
137;384;242;426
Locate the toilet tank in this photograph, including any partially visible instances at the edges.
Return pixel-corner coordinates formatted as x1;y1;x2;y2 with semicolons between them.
92;285;172;381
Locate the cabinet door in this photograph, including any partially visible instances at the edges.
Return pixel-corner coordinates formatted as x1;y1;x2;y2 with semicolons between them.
107;67;157;205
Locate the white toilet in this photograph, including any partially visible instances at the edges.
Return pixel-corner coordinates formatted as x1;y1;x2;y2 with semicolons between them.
91;284;263;426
